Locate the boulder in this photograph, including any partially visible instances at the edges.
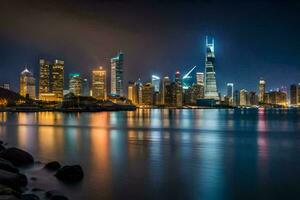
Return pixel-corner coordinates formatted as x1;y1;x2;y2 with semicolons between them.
0;145;5;152
0;169;27;190
44;162;61;171
45;190;68;200
54;165;83;183
0;159;19;173
0;195;20;200
21;194;39;200
0;148;34;167
0;184;20;198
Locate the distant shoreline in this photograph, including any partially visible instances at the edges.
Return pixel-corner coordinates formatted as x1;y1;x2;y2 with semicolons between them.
0;106;298;113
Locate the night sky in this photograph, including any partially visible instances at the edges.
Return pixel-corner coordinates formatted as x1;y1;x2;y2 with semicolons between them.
1;0;300;94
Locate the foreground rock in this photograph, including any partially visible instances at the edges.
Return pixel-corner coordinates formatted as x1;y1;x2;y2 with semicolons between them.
46;190;68;200
0;184;20;198
44;161;61;171
21;194;39;200
55;165;83;183
0;148;34;167
0;169;27;191
0;159;19;173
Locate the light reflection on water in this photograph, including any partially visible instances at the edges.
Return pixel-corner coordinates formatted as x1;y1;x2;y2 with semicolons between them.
0;109;300;199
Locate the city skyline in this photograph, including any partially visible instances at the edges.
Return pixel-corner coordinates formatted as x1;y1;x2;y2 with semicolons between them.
1;1;300;94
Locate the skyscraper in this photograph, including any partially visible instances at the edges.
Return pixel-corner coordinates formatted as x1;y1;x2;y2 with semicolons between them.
162;76;170;105
111;51;124;96
290;84;298;105
52;60;64;101
204;36;219;100
196;72;204;86
151;75;160;92
92;66;106;100
227;83;234;105
174;71;183;107
81;78;90;96
69;73;82;96
19;67;36;99
38;59;51;99
240;89;249;106
142;83;154;106
258;78;266;103
127;81;136;104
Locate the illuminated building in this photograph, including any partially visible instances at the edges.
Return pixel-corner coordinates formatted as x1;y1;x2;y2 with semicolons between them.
0;84;10;90
290;84;300;105
258;78;266;103
161;76;170;105
174;71;183;107
82;78;90;96
38;59;51;99
92;66;106;100
165;81;182;107
19;67;36;99
226;83;234;105
182;66;197;89
39;93;57;102
239;89;249;106
69;73;82;96
111;51;124;96
249;91;258;106
265;90;287;106
52;60;64;101
127;81;136;104
151;75;160;92
204;36;219;100
233;90;240;106
196;72;204;86
141;83;154;106
183;84;204;105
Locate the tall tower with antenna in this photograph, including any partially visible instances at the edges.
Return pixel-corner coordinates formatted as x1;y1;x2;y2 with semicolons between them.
204;36;219;100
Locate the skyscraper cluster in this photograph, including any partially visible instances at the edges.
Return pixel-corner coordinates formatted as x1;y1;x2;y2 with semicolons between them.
12;37;299;108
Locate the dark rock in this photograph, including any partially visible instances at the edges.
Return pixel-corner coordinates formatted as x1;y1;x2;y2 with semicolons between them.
0;184;20;198
0;148;34;167
44;161;61;171
0;158;19;173
21;194;39;200
0;141;3;145
31;188;43;192
0;195;20;200
0;145;6;152
0;169;28;190
54;165;83;183
45;190;68;200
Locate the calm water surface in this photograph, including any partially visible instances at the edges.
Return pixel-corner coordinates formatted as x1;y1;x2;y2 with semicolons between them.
0;109;300;200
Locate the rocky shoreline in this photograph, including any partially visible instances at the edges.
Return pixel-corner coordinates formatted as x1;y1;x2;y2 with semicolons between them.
0;141;83;200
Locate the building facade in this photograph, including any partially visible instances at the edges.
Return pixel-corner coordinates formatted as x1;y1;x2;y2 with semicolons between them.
51;60;64;101
20;67;36;99
69;74;82;96
142;83;154;106
226;83;234;105
111;52;124;96
81;78;90;96
92;67;106;100
161;76;170;105
196;72;204;86
258;78;266;103
204;36;219;100
38;59;51;99
151;75;160;92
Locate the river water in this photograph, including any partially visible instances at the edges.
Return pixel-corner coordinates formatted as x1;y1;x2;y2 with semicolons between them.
0;109;300;200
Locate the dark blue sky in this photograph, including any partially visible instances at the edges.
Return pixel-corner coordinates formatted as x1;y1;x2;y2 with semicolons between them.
0;0;300;94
